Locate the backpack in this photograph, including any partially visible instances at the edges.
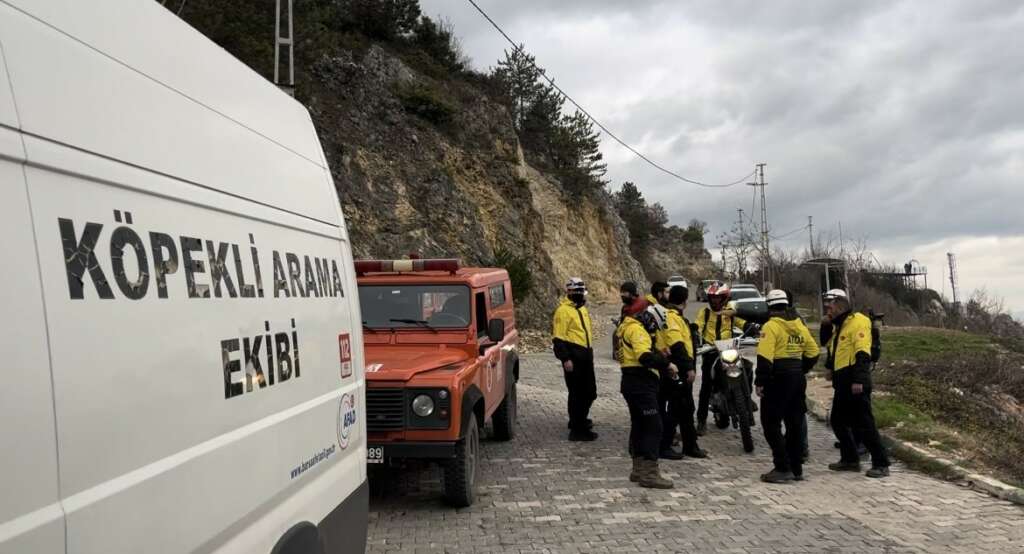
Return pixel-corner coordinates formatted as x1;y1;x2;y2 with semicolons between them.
868;313;882;363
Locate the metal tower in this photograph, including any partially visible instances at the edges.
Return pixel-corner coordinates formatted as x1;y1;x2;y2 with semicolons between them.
274;0;295;94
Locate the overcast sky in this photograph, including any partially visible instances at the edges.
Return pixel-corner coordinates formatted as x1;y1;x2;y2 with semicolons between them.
420;0;1024;316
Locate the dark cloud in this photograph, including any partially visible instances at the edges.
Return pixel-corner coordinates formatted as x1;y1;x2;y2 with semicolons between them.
420;0;1024;310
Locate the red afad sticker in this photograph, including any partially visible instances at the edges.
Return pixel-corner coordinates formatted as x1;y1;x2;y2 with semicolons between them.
339;333;353;378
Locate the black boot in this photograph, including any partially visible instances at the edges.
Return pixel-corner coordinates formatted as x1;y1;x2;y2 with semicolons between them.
659;448;684;460
569;430;598;441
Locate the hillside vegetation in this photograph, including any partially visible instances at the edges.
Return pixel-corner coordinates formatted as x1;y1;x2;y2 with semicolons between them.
871;327;1024;485
170;0;714;327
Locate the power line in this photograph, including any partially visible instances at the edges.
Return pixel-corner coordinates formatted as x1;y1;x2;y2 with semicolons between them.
465;0;754;189
770;223;810;241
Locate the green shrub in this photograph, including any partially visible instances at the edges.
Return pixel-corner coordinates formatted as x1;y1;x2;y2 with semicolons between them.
394;82;455;125
492;247;533;300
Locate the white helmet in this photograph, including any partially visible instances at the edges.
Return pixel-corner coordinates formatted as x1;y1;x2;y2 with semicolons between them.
766;289;789;307
566;277;587;295
645;304;669;330
822;288;847;302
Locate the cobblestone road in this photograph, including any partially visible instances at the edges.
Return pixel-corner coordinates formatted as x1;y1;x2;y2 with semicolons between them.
366;353;1024;553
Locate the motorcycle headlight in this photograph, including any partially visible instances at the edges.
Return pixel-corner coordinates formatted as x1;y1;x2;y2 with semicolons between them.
411;394;435;417
726;366;743;378
721;349;740;364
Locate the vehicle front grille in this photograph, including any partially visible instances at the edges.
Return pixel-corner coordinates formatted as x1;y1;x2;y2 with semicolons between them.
366;388;406;432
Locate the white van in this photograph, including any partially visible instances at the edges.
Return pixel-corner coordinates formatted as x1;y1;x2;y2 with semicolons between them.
0;1;367;553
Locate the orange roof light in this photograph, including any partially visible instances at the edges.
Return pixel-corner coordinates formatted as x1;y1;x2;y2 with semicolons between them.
355;258;461;275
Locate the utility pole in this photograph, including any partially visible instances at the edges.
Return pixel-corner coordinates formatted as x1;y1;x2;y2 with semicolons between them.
274;0;295;95
807;215;814;257
947;252;960;309
733;208;745;279
747;163;770;291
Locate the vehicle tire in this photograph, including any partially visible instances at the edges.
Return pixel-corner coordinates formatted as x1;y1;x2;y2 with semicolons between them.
443;416;479;507
733;386;754;453
492;382;517;441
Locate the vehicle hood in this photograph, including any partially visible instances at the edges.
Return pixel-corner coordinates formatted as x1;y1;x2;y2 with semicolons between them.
364;345;472;381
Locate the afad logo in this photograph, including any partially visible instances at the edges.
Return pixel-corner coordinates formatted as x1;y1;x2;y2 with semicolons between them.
337;393;357;449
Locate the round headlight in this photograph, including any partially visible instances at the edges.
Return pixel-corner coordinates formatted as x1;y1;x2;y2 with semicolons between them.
720;349;740;364
726;367;743;378
412;394;435;417
438;389;449;400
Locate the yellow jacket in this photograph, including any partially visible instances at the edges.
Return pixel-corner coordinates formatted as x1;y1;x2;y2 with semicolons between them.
655;307;693;359
552;298;593;349
830;312;872;372
757;316;819;363
616;316;660;378
696;306;747;343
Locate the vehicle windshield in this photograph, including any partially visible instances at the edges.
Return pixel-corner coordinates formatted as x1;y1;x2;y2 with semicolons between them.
730;289;761;300
359;285;471;328
668;275;684;282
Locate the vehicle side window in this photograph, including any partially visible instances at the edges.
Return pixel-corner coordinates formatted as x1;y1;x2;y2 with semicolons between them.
489;284;506;307
475;291;488;338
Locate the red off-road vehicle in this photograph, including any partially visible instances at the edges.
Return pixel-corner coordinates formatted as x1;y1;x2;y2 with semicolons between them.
357;259;519;506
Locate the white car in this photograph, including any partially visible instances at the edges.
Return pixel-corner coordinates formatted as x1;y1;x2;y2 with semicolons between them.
667;275;689;291
0;2;367;552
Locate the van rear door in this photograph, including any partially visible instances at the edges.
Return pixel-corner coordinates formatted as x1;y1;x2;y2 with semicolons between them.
0;50;65;553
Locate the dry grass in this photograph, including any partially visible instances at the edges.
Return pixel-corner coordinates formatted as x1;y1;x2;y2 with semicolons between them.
874;331;1024;486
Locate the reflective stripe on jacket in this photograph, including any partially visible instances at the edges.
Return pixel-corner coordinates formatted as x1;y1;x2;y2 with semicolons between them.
696;306;747;343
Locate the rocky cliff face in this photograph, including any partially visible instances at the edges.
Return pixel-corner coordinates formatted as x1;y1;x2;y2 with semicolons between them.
636;227;715;285
306;46;643;327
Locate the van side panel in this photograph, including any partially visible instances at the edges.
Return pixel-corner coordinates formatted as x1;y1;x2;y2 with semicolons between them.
3;0;323;165
0;2;338;225
23;158;363;552
0;155;65;553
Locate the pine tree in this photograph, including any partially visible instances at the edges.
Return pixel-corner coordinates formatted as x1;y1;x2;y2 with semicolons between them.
492;44;545;131
556;110;607;189
520;82;565;154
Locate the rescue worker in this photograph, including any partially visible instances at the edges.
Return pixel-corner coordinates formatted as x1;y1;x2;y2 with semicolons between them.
620;281;642;317
618;303;677;488
552;277;597;441
755;290;820;483
656;283;709;459
822;289;890;478
694;283;753;435
646;281;669;307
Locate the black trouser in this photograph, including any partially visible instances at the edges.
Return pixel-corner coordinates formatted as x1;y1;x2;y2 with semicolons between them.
563;351;596;432
760;369;807;476
697;355;716;425
831;371;889;467
660;379;700;452
621;368;662;461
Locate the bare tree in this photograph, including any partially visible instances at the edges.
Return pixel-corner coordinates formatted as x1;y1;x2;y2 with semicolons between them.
717;220;755;280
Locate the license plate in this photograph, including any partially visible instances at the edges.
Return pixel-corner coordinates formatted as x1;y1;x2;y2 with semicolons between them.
366;446;385;464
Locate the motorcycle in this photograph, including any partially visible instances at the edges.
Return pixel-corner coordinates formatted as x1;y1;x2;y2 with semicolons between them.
696;325;759;453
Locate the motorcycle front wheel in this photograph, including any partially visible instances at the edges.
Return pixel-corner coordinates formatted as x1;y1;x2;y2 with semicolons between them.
732;385;754;453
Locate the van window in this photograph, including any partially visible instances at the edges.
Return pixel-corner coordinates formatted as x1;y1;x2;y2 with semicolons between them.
489;284;506;307
475;291;488;338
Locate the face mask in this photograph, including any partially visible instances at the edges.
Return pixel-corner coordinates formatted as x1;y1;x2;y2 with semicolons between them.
569;293;586;306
